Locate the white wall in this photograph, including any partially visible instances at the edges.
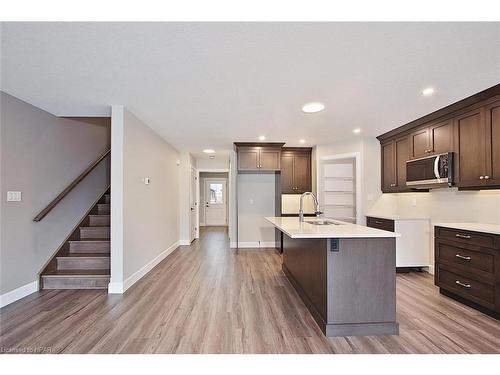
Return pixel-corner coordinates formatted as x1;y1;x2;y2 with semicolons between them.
236;173;277;247
197;155;230;170
1;92;110;303
109;106;180;293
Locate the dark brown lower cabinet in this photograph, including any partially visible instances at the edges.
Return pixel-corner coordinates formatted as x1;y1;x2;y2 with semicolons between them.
435;226;500;319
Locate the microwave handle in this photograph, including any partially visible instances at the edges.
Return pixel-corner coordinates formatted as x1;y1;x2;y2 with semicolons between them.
434;156;440;179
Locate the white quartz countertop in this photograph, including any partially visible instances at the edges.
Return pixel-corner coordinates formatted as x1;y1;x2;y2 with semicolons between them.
433;222;500;235
366;213;430;221
266;217;400;239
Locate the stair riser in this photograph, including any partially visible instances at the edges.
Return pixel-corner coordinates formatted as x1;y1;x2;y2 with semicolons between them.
98;204;110;214
80;227;110;239
104;195;111;204
89;216;110;226
57;257;110;270
42;276;109;289
70;241;110;253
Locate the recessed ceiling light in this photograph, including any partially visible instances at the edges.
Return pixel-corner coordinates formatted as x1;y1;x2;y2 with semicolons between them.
203;149;215;153
258;135;266;141
299;139;306;144
353;128;361;134
421;87;435;96
302;102;325;114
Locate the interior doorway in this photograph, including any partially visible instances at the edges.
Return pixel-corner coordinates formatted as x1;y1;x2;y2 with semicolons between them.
199;172;229;227
190;166;198;242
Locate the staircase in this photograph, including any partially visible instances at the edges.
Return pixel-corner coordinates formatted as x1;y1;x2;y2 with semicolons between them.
41;192;111;289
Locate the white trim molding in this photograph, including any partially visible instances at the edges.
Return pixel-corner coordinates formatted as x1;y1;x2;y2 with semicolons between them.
108;240;180;294
0;280;39;308
179;239;191;245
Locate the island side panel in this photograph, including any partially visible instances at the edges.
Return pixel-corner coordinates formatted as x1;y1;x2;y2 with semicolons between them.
282;233;328;325
327;238;397;326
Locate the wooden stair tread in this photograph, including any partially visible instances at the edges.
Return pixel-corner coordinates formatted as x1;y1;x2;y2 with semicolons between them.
43;269;110;277
69;239;110;243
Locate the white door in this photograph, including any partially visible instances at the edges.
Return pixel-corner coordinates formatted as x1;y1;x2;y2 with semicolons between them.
204;179;227;226
190;168;197;241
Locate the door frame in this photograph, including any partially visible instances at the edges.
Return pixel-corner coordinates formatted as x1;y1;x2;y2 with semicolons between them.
318;152;362;224
197;168;230;234
203;177;228;226
190;166;199;241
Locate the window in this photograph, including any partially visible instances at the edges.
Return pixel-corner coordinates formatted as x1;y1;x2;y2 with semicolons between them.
209;183;223;204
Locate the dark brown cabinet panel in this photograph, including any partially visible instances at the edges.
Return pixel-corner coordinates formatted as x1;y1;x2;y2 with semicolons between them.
381;140;395;192
395;136;409;188
456;108;486;188
280;153;295;192
280;148;312;194
485;100;500;187
238;147;260;170
259;148;281;171
381;136;410;193
429;120;453;155
235;143;284;172
410;128;429;159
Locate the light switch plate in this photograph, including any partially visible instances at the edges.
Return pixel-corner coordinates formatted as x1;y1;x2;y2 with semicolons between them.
7;191;22;201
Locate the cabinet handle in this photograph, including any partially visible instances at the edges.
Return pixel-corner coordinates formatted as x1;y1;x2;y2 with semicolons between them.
375;220;383;224
455;254;471;261
484;176;490;180
455;234;471;239
455;280;471;289
390;183;396;187
479;176;484;180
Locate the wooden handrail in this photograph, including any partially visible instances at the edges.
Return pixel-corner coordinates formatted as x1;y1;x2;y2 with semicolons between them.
33;148;111;222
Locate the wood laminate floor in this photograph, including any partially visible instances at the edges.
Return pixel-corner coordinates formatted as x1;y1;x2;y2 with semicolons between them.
1;226;500;354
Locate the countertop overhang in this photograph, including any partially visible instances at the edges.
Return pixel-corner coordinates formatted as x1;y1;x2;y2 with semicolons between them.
266;217;400;239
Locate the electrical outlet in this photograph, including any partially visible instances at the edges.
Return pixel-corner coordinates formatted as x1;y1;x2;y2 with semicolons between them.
7;191;22;201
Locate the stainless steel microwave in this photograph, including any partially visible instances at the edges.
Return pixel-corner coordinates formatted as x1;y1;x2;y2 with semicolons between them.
406;152;454;188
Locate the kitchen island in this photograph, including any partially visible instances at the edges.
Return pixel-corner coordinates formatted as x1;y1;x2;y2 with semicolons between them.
266;216;401;337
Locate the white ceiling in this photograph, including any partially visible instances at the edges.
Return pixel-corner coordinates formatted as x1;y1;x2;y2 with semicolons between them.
1;22;499;159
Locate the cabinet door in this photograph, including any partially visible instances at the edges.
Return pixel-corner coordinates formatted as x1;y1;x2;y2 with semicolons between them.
259;148;281;171
410;128;430;159
238;147;259;171
293;153;311;193
280;152;295;193
395;136;409;189
485;100;500;186
381;141;395;192
456;108;486;188
429;120;453;155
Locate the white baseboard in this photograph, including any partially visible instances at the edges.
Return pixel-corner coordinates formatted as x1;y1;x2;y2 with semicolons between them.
0;280;39;308
232;241;277;249
426;265;435;275
179;239;191;246
108;241;180;294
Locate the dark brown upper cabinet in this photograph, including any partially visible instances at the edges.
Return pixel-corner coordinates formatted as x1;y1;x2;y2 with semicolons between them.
234;142;285;172
485;100;500;187
410;120;453;159
381;136;410;193
377;84;500;192
280;148;312;194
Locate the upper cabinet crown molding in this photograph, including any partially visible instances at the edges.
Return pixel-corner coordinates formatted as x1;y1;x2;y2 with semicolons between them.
377;84;500;142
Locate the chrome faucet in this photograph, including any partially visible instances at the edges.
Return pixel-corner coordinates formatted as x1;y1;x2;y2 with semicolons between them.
299;192;322;222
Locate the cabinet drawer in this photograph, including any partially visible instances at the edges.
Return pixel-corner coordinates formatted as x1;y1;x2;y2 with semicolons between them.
436;242;494;275
366;217;395;232
438;268;495;307
435;227;496;249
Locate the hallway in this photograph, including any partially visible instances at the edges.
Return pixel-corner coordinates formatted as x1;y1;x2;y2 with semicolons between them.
1;227;500;354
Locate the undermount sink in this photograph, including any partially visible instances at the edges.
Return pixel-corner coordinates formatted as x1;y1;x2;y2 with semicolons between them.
305;219;342;226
